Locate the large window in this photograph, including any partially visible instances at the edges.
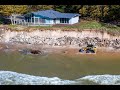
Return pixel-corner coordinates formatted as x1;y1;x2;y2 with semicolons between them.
60;18;69;24
35;17;39;23
39;18;45;23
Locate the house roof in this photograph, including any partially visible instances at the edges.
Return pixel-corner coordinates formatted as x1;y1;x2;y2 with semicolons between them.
31;10;80;19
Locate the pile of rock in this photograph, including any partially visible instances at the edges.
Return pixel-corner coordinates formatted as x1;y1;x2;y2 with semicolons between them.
9;34;120;49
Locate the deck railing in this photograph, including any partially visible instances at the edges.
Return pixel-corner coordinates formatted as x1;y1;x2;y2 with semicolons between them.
13;20;53;26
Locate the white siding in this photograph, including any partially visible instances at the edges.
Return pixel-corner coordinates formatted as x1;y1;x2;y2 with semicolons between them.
49;19;54;24
45;19;50;24
55;19;60;24
69;16;79;24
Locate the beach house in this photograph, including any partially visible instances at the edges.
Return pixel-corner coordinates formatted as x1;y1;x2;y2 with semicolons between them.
10;10;80;26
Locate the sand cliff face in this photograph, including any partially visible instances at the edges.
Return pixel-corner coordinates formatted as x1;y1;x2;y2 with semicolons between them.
0;29;120;48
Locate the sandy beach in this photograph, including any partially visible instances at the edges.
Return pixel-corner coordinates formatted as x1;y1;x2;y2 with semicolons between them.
0;42;120;56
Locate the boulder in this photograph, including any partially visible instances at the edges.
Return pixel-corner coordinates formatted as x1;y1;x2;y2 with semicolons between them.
30;50;41;54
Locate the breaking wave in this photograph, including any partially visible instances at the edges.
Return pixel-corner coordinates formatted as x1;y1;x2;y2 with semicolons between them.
0;71;120;85
0;71;75;85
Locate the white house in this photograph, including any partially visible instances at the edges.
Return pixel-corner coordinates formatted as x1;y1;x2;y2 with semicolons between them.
11;10;81;26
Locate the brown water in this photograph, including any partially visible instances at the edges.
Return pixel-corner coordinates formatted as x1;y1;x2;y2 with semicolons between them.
0;50;120;80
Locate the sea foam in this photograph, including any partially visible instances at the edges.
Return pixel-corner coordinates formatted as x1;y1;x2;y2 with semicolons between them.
0;71;120;85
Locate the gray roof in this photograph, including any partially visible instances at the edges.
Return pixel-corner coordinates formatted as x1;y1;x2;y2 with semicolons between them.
31;10;80;19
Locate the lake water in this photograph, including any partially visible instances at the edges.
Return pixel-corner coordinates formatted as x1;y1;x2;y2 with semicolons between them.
0;50;120;85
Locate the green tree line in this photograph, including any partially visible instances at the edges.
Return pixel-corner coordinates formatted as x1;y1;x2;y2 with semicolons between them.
0;5;119;22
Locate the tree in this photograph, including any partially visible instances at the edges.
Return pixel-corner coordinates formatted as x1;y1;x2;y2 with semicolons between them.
108;5;120;21
28;5;54;12
53;5;66;12
79;5;88;17
0;5;28;16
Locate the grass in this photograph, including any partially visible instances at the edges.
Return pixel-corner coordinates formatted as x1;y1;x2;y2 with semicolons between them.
54;20;120;30
55;20;103;29
8;24;18;28
78;21;104;29
5;20;120;34
28;26;53;29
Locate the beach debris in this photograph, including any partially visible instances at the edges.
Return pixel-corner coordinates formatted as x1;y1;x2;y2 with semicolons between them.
79;44;97;54
19;49;45;55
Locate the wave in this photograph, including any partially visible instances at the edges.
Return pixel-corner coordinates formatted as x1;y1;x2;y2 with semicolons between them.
79;75;120;85
0;71;75;85
0;71;120;85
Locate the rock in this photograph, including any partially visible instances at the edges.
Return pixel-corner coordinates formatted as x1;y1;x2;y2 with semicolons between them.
1;30;120;49
30;50;41;55
19;49;45;55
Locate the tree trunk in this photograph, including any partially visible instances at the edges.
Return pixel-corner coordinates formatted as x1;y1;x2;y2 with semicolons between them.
10;16;13;25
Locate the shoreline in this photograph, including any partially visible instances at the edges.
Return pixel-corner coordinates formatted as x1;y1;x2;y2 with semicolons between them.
0;28;120;54
0;43;120;55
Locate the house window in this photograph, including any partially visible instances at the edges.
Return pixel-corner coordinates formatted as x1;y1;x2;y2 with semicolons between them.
42;19;45;23
31;17;34;22
66;18;69;23
60;18;69;24
54;19;56;24
35;18;38;23
35;17;39;23
39;18;45;23
60;18;62;23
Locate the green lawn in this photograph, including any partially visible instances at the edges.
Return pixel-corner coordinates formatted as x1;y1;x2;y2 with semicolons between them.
54;20;120;30
6;20;120;34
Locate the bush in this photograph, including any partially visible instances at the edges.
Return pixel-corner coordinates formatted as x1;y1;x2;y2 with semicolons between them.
0;17;4;24
0;15;11;24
